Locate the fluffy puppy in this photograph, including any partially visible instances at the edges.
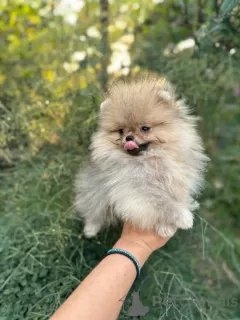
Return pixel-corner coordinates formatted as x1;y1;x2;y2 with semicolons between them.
75;77;208;238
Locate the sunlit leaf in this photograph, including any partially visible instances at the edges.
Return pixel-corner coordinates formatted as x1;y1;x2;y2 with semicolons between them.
26;27;37;41
28;14;41;24
9;11;17;26
0;74;6;85
7;34;20;47
79;77;87;88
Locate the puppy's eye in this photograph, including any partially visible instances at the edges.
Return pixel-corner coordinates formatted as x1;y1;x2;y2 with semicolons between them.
119;129;124;135
140;125;150;132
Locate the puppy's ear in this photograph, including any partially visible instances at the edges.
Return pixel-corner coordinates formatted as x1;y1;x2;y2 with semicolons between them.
100;100;108;110
157;79;175;102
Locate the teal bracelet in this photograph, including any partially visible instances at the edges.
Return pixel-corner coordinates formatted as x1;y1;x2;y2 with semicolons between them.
106;248;141;279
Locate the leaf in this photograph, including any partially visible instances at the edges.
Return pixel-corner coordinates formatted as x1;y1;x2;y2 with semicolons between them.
209;23;225;34
9;11;17;26
220;0;239;15
0;74;6;85
7;34;20;47
28;14;41;25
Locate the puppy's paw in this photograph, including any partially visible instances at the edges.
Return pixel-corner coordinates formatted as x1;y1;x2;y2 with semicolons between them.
83;224;101;238
176;208;193;230
156;224;177;237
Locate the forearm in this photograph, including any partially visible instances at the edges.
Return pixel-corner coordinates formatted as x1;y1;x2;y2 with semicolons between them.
50;239;151;320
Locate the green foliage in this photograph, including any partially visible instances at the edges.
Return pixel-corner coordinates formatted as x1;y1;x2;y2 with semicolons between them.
0;1;240;319
220;0;239;15
198;0;240;52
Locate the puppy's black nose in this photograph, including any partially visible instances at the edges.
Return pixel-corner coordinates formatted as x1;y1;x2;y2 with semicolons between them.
126;135;134;141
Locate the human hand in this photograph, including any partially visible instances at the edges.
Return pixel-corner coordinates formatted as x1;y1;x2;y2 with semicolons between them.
114;223;170;266
120;223;170;253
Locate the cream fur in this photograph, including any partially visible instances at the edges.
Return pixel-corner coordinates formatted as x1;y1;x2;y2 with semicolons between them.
75;77;209;237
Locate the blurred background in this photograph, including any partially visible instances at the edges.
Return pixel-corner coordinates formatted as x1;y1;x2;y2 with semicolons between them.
0;0;240;319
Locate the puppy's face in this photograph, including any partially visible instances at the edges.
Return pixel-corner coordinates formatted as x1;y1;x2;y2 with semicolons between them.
116;124;153;156
92;79;185;159
103;121;169;156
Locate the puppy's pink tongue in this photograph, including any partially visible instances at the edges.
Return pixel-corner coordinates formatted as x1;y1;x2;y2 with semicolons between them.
124;141;139;150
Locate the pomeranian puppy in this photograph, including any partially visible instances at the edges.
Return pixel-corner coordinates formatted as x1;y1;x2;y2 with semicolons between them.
75;77;208;237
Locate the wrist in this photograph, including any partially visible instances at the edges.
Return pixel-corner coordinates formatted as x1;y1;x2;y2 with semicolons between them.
113;237;152;267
